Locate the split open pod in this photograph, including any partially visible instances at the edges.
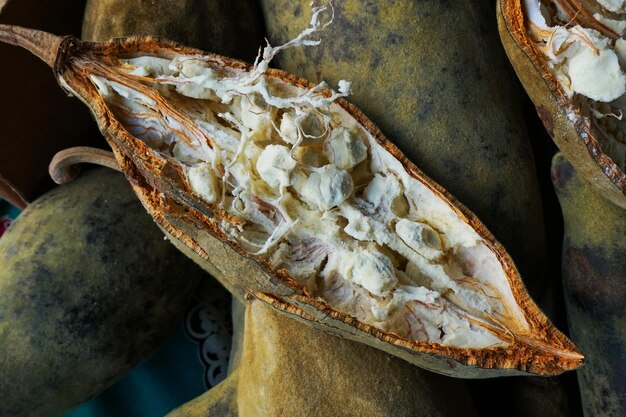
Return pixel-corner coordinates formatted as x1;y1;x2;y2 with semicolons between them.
0;19;582;377
498;0;626;208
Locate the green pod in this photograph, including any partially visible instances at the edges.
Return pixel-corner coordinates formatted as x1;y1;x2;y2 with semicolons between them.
167;300;479;417
0;168;205;417
553;153;626;417
82;0;266;62
259;0;547;295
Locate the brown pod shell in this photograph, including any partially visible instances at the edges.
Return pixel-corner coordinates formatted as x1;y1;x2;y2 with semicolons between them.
497;0;626;208
553;153;626;417
0;25;582;377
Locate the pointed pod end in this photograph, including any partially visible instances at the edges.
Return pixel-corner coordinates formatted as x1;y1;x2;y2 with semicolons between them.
0;24;65;68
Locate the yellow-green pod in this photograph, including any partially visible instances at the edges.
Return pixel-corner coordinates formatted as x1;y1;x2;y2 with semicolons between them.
167;300;479;417
0;169;205;417
553;153;626;417
82;0;265;62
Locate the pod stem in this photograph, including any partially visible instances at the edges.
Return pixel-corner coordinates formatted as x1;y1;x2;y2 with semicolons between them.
0;24;64;68
49;147;121;185
0;173;28;209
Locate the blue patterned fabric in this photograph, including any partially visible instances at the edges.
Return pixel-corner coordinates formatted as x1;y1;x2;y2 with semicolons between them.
0;198;20;237
62;278;233;417
62;324;207;417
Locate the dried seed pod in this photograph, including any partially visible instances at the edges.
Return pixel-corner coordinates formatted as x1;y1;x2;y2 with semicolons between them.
82;0;266;62
498;0;626;208
167;300;478;417
0;21;582;377
553;153;626;417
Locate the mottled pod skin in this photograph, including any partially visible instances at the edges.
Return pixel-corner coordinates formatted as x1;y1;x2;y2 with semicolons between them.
553;153;626;417
0;168;205;417
259;0;548;297
166;300;479;417
82;0;266;62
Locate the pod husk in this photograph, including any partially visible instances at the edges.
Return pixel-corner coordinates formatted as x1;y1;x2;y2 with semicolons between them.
0;168;204;417
0;25;582;377
167;300;478;417
553;153;626;417
497;0;626;208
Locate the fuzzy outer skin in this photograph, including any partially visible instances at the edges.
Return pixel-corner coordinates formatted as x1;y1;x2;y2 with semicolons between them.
259;0;548;298
165;370;239;417
553;153;626;417
497;0;626;209
81;0;266;62
167;300;478;417
0;168;205;417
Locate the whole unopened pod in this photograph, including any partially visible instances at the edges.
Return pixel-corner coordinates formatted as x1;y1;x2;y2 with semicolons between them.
553;153;626;417
166;300;479;417
0;168;205;417
259;0;548;295
82;0;265;62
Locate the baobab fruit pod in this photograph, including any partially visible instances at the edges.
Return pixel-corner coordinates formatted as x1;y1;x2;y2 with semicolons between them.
0;20;582;377
553;153;626;417
498;0;626;208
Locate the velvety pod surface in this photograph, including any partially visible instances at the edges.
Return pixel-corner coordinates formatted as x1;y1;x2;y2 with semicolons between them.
0;168;204;417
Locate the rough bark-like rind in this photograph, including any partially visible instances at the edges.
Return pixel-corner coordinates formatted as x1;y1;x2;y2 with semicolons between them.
0;29;582;377
553;153;626;417
497;0;626;208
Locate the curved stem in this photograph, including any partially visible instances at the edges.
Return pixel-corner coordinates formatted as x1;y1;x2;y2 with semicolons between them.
49;147;121;185
0;173;28;209
0;24;64;68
